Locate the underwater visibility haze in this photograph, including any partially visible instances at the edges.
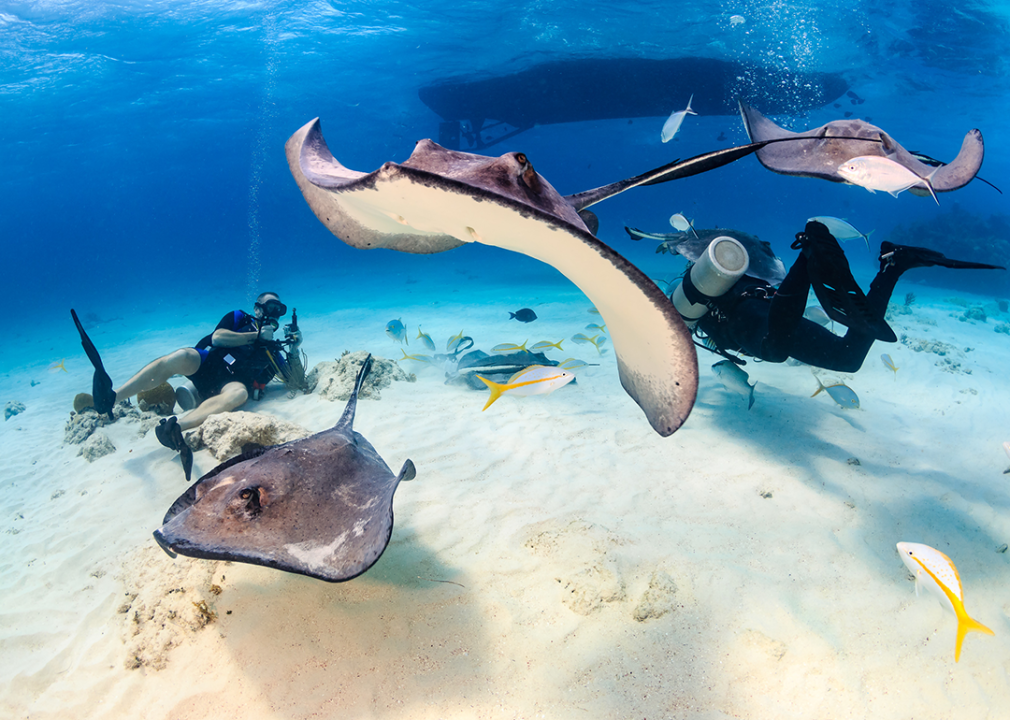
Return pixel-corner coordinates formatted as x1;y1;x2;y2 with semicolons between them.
3;1;1010;718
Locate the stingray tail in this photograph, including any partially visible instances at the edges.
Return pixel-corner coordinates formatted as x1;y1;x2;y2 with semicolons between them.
337;354;373;430
921;166;941;206
476;374;505;411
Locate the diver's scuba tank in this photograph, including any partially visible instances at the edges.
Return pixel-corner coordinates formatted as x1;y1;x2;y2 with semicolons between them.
671;236;750;328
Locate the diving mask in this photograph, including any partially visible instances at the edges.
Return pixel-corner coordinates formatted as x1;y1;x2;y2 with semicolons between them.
255;298;288;319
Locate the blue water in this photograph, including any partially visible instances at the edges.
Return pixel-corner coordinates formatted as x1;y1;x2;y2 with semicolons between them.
4;3;1010;714
3;0;1009;348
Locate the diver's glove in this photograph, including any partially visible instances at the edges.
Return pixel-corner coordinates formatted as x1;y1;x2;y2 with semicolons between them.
285;329;303;347
257;323;276;343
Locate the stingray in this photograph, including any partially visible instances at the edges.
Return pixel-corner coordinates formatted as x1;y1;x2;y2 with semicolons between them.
285;119;835;435
625;227;787;285
153;354;416;582
739;101;984;195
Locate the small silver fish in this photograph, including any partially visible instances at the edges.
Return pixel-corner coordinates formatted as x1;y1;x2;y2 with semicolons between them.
807;216;873;252
669;212;700;239
836;156;940;205
385;318;408;344
881;353;898;378
661;94;697;143
811;377;860;409
803;305;832;327
571;333;592;344
712;360;755;410
584;323;606;333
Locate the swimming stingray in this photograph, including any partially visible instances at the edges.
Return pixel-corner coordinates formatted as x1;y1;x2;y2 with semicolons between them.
739;101;984;195
625;226;787;285
286;119;829;435
153;355;416;582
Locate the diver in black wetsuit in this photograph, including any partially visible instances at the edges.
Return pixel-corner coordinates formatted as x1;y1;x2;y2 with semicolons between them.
72;292;300;480
683;221;1004;372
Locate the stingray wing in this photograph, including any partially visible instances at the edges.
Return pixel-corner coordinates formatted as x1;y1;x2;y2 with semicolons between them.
286;119;698;435
739;101;983;192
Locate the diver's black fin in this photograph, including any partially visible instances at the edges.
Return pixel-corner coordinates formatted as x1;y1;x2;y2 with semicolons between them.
71;309;116;419
180;444;193;482
879;242;1006;272
797;224;897;343
156;416;194;482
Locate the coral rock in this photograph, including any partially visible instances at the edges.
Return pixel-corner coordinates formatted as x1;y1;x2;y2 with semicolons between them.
187;411;311;461
137;382;176;415
4;401;25;421
73;393;95;413
80;432;116;462
306;350;413;402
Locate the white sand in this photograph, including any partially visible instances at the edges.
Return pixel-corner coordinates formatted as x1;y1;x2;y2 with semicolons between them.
2;275;1010;719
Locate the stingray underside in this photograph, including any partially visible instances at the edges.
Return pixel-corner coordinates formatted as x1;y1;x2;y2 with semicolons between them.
739;101;983;192
285;118;698;435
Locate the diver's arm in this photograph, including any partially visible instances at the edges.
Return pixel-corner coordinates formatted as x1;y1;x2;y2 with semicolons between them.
210;328;260;347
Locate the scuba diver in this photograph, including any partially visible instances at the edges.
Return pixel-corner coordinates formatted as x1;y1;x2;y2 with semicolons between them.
71;291;306;480
670;220;1004;371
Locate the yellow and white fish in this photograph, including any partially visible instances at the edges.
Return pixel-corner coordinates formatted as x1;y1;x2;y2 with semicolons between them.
476;365;575;411
530;340;563;352
446;329;466;352
896;541;994;662
491;340;528;353
400;349;433;364
48;358;68;373
881;353;898;379
558;358;595;371
415;326;436;352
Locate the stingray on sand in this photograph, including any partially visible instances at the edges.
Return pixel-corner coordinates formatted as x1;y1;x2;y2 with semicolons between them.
284;119;832;436
154;355;416;583
625;226;787;285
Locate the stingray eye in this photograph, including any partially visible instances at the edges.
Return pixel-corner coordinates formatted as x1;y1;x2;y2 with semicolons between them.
516;153;527;165
238;486;265;516
519;160;541;192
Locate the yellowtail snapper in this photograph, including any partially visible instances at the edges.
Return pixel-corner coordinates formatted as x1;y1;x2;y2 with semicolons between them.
415;326;436;351
476;365;575;411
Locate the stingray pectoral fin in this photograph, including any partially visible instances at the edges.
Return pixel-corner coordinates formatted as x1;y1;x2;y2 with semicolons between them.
285;119;466;255
152;529;178;559
368;175;697;434
397;459;417;483
929;129;984;192
286;121;698;434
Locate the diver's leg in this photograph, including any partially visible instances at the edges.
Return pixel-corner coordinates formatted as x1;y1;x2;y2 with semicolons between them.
177;381;248;431
114;348;202;402
760;252;811;362
786;321;875;373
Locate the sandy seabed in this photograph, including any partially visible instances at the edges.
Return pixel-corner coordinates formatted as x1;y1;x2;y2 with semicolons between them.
2;275;1010;720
